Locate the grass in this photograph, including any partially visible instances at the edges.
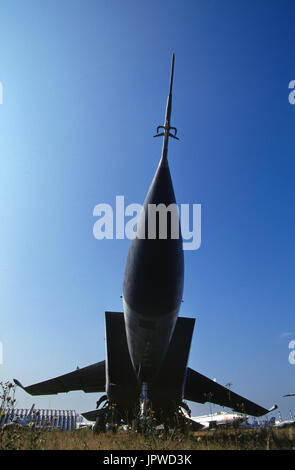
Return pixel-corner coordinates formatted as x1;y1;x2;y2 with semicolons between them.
1;382;294;450
1;425;295;450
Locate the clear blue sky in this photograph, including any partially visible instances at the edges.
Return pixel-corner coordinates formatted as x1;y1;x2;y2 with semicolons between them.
1;0;294;421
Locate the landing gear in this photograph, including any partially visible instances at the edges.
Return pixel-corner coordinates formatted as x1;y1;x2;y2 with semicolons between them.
93;412;107;433
140;382;149;421
92;393;192;434
93;397;121;434
93;396;110;434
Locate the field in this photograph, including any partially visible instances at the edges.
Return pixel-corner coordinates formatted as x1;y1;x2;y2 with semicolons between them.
1;425;295;450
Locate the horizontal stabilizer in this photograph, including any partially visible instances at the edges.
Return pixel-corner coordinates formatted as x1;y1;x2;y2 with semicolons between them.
81;409;104;422
14;361;105;395
184;368;275;417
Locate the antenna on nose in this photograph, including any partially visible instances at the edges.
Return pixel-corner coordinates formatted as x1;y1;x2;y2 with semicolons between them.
169;52;175;96
154;53;179;162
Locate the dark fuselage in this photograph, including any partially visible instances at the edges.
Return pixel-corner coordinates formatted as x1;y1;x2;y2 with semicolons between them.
123;154;184;382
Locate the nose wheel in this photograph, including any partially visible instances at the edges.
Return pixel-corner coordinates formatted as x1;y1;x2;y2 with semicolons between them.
140;382;149;420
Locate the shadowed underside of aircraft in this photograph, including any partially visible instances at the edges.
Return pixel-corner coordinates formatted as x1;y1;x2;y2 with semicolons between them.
14;55;276;430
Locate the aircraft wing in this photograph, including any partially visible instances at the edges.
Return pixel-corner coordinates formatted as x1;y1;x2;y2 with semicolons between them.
184;367;276;417
14;361;105;395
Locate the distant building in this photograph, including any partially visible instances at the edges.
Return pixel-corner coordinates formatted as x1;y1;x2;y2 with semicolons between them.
0;408;78;430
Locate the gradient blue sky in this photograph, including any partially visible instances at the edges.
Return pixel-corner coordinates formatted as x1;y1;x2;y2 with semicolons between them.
1;0;294;421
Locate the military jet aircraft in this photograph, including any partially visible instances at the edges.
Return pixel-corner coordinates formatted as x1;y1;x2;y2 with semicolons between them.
184;410;249;430
14;54;276;431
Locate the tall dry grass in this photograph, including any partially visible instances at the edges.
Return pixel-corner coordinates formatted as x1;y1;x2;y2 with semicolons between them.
1;425;295;450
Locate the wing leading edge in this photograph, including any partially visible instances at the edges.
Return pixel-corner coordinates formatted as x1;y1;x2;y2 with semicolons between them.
184;367;277;417
14;361;106;395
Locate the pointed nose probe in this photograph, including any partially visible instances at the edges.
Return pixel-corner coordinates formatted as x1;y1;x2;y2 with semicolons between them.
153;53;179;143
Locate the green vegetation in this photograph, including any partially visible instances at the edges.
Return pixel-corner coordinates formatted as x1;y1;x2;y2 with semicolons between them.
0;381;16;416
0;425;295;450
